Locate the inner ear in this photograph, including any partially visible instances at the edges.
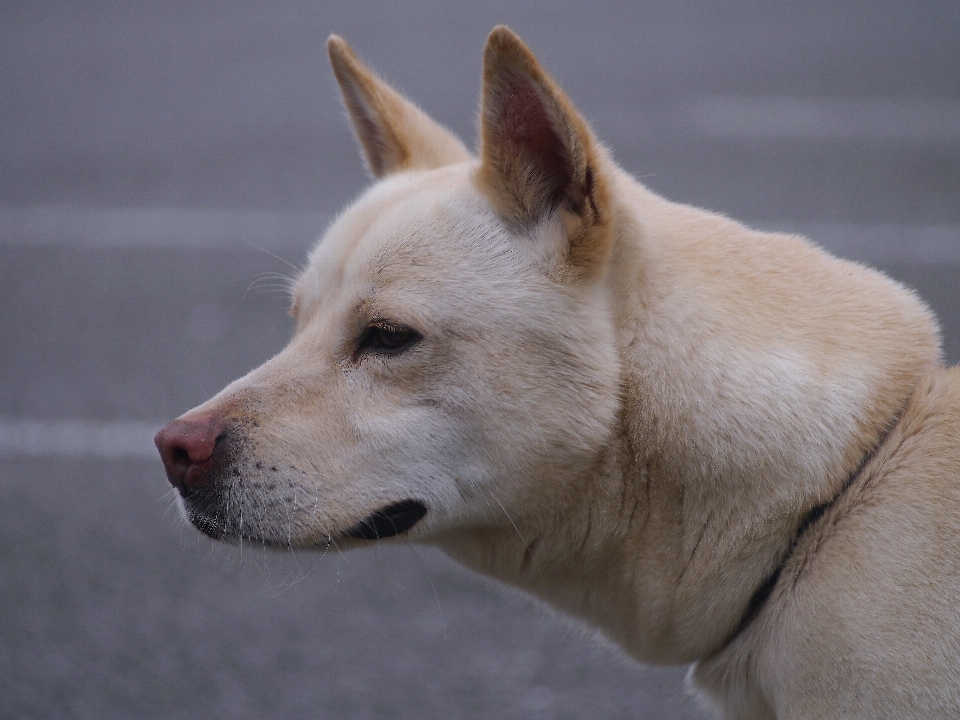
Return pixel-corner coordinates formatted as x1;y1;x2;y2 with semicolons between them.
492;72;576;215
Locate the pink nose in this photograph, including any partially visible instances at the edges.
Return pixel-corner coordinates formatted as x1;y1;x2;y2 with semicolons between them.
154;412;226;495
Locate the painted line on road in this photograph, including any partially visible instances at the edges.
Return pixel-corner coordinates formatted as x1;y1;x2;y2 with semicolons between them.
2;207;958;264
0;207;330;249
752;222;960;265
690;97;960;140
0;419;162;459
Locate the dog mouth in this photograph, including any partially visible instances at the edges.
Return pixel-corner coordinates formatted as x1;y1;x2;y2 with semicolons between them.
344;499;428;540
181;492;428;546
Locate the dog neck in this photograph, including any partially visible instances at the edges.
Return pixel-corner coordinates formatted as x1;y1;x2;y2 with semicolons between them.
440;179;940;666
442;329;920;669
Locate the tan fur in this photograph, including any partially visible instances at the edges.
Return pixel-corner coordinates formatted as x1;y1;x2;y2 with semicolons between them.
167;27;958;718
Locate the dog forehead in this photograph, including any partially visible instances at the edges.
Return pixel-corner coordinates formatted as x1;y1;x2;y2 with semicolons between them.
296;167;519;308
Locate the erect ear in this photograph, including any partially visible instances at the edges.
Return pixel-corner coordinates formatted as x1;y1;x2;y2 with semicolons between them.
477;26;610;270
327;35;472;178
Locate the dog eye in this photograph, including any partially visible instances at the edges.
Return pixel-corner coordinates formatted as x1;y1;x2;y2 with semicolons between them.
359;323;421;355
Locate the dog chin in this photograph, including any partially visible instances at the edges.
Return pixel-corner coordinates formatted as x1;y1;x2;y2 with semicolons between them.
179;502;232;542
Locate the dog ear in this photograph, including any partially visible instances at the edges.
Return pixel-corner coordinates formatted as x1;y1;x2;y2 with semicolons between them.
327;35;472;178
477;26;610;271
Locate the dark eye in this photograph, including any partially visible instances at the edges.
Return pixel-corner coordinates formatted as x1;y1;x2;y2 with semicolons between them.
358;322;421;356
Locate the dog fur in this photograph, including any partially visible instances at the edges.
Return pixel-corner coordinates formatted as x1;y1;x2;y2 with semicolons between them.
157;27;960;718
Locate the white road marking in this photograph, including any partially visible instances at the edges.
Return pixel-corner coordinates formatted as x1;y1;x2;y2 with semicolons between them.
753;222;960;264
2;207;957;263
0;419;162;459
690;97;960;140
0;206;329;249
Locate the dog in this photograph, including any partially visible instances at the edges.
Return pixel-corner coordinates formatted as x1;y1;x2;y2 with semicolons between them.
156;26;960;718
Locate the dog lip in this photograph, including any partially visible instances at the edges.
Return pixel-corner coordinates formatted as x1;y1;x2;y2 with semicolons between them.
344;499;428;540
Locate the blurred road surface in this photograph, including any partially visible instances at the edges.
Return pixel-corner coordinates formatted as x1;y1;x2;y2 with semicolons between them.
1;2;958;718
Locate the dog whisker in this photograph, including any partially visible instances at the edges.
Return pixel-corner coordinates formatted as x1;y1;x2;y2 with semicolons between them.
242;273;297;304
407;545;447;641
487;491;528;549
247;242;304;276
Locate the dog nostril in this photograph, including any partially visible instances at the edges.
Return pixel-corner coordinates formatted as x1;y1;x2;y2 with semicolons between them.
171;444;192;468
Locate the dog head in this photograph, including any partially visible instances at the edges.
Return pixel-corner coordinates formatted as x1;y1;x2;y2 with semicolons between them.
156;27;621;550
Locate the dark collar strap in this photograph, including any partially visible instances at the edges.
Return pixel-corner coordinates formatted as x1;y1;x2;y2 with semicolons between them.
727;409;904;645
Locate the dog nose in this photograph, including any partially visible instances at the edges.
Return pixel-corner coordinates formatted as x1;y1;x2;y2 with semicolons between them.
155;412;225;495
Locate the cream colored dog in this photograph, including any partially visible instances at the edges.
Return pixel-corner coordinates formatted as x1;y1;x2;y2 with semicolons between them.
156;27;960;719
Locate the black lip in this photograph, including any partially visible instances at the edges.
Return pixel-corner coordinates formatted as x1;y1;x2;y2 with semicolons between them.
345;499;428;540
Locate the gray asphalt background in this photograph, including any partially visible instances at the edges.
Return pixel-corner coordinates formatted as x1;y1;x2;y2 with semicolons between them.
1;2;958;718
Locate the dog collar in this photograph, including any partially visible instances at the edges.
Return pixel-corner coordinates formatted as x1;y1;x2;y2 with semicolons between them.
726;407;906;646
